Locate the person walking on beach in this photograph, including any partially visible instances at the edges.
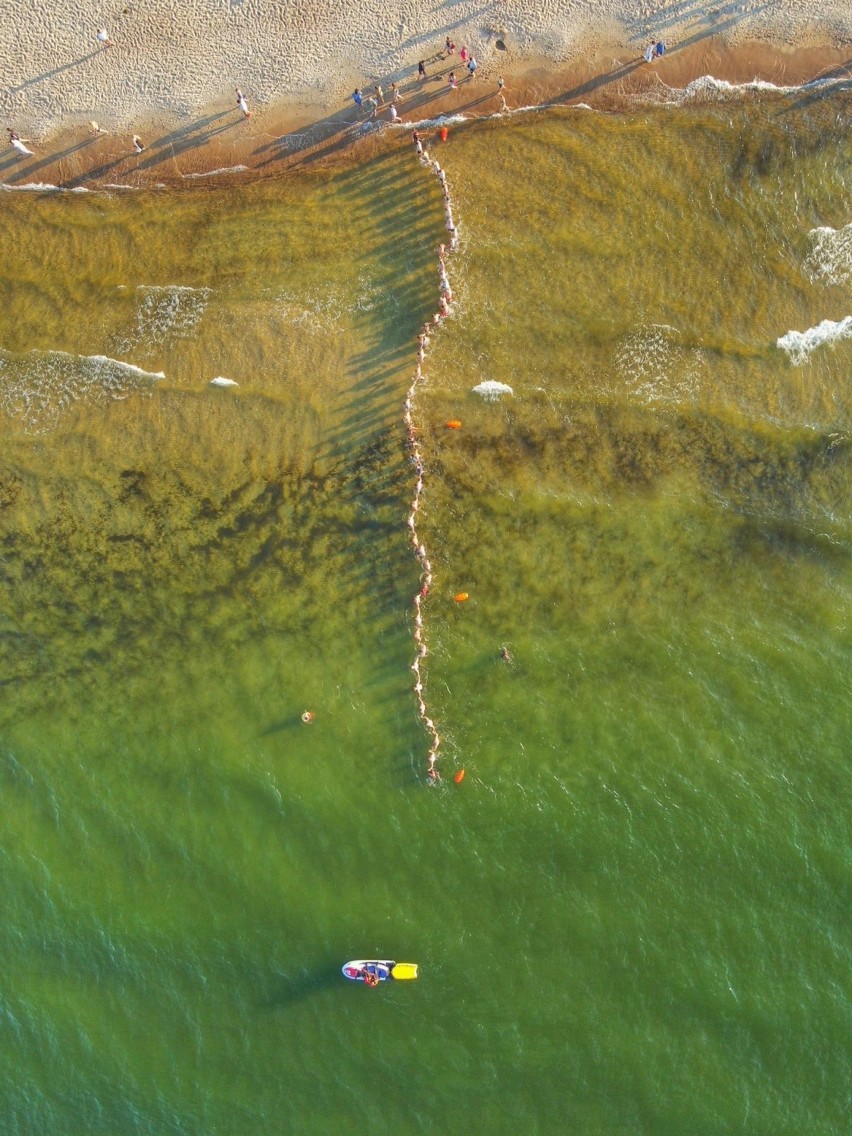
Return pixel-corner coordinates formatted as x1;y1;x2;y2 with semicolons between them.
352;88;363;108
467;56;478;79
390;81;402;104
418;60;427;80
235;89;251;118
389;104;398;123
459;46;468;64
644;40;656;64
96;28;113;48
132;134;145;153
448;71;457;90
374;83;384;104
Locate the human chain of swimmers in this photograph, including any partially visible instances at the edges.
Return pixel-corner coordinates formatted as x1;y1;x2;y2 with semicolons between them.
404;128;458;784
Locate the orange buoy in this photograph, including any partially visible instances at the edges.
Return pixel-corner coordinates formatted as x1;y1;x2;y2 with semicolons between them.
454;592;469;603
453;769;465;783
440;127;449;142
445;420;462;429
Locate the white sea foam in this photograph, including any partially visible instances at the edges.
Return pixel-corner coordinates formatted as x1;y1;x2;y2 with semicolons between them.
276;272;379;327
182;165;249;178
615;324;703;404
653;73;847;107
0;182;94;193
114;284;212;354
0;348;163;434
777;316;852;365
0;183;60;193
803;224;852;287
209;376;238;387
408;113;470;129
472;380;513;400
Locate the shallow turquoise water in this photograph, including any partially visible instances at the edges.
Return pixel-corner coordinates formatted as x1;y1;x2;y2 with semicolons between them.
0;92;850;1134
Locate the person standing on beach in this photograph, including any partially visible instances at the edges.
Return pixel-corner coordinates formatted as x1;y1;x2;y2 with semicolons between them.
644;41;656;64
418;60;427;80
448;71;457;90
235;89;251;118
374;83;384;104
352;88;363;108
96;28;113;48
445;37;455;56
467;56;478;79
389;104;398;123
391;82;402;104
655;40;667;59
459;46;468;64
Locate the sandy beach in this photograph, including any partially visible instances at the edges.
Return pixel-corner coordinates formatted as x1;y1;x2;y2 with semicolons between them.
2;1;851;186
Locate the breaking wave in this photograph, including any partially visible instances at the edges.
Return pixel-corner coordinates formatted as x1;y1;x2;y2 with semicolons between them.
777;316;852;365
0;348;163;434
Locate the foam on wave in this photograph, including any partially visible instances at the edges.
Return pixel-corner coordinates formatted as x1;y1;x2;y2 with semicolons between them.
804;223;852;287
113;284;212;354
0;183;91;193
777;316;852;365
182;165;249;178
0;348;164;433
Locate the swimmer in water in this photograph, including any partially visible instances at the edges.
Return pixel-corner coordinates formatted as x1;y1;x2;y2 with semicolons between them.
500;646;512;662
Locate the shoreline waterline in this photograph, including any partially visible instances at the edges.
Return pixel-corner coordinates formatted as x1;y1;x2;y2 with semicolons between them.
3;35;850;191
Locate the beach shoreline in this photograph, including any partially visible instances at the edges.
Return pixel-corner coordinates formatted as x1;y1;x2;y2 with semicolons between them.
2;5;851;189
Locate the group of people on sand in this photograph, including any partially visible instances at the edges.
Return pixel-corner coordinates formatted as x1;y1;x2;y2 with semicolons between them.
351;37;499;127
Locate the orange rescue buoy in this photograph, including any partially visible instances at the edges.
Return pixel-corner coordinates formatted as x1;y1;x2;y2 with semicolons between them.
445;420;462;429
453;769;465;783
440;127;449;142
454;592;469;603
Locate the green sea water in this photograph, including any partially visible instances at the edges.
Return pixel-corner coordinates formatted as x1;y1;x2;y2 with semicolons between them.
0;90;850;1134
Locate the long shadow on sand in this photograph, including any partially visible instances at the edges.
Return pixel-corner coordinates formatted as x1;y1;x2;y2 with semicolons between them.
785;59;852;109
135;111;240;170
9;51;101;93
622;0;766;42
2;137;97;183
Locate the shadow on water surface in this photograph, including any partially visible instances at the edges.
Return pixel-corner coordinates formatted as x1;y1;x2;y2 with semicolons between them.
259;713;308;737
260;965;341;1010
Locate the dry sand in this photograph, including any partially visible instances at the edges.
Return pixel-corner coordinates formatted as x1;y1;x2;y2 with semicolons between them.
2;1;851;186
